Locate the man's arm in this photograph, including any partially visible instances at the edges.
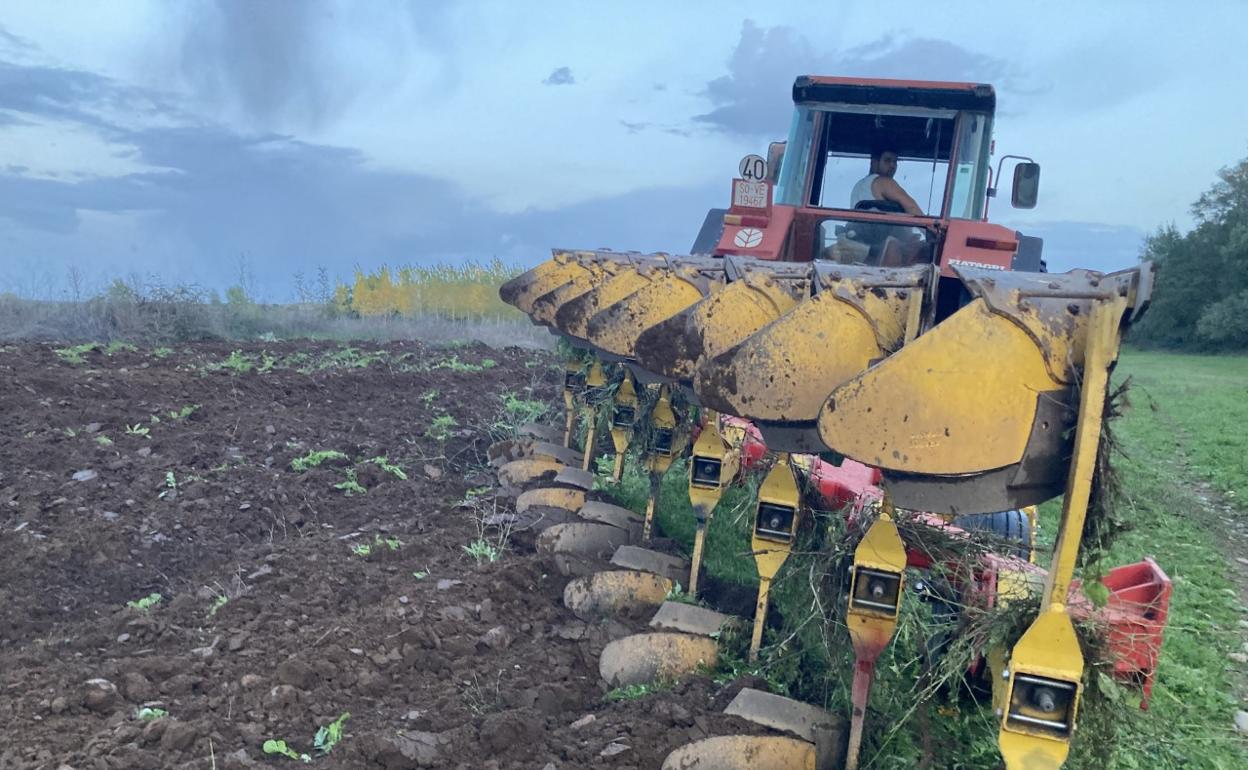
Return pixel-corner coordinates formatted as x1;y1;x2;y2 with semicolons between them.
872;177;924;216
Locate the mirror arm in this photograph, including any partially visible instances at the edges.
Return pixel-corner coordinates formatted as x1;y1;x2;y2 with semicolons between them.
987;154;1035;198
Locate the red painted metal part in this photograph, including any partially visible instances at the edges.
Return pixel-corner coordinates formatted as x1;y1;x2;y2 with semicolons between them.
939;219;1020;277
714;205;797;260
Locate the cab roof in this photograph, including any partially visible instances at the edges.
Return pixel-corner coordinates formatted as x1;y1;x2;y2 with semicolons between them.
793;75;995;113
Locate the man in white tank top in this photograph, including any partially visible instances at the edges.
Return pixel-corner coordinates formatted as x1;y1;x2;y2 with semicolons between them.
850;148;924;216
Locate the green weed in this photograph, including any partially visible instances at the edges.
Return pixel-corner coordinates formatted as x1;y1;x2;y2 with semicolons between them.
126;593;162;612
366;456;408;480
158;471;177;499
123;424;151;439
313;712;350;755
290;449;348;472
462;538;501;564
420;388;440;404
208;350;253;374
432;354;494;373
167;404;200;420
135;706;167;721
457;485;493;506
261;739;310;763
604;681;674;702
428;414;458;441
334;468;367;496
208;594;229;617
105;340;138;355
499;390;549;427
54;342;97;365
151;347;174;359
95;435;113;447
353;535;400;557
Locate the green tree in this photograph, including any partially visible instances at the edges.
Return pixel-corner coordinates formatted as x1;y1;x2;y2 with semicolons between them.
1133;155;1248;350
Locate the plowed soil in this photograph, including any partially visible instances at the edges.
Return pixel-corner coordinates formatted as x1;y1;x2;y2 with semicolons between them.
0;341;757;770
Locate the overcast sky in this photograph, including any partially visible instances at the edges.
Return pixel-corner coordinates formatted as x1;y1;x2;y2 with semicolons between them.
1;0;1246;299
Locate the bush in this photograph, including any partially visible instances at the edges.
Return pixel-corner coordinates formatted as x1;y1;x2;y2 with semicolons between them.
1196;289;1248;347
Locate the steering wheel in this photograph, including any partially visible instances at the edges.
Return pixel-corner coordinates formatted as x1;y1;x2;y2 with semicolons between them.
853;199;905;214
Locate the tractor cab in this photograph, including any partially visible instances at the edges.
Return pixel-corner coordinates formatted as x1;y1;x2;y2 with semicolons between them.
715;76;1043;291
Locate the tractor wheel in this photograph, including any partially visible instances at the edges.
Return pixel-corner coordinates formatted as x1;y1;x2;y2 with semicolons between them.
951;509;1032;561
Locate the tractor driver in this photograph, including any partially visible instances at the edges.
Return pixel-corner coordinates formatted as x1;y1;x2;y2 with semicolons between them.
850;147;924;216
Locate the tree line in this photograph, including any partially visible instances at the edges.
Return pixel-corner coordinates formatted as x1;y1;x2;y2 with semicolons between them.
1130;155;1248;350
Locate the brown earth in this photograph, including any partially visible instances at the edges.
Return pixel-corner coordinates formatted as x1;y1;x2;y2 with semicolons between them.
0;341;760;770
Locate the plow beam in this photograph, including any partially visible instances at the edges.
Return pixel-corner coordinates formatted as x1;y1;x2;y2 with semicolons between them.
817;265;1153;513
633;257;812;383
585;257;726;360
695;263;932;452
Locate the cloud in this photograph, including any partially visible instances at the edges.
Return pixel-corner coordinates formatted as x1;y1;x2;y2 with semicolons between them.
1001;220;1148;274
694;20;1011;138
542;66;575;86
175;0;352;130
0;52;724;298
0;24;37;55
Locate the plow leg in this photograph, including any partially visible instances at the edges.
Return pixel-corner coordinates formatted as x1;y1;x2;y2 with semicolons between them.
643;471;661;542
844;508;907;770
997;295;1127;770
689;517;708;596
749;576;772;663
846;657;878;770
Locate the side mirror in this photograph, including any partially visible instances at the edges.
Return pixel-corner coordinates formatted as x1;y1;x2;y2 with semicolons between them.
767;141;786;184
1011;162;1041;209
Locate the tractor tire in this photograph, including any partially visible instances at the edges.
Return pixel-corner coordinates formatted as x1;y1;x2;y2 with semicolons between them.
952;509;1032;560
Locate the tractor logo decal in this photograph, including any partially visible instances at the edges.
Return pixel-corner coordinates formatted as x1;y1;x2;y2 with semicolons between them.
734;228;764;248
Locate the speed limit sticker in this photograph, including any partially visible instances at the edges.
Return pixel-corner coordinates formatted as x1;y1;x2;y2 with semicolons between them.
733;228;764;248
739;154;767;181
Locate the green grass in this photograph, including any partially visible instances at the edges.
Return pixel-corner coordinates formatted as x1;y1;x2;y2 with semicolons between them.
1117;349;1248;501
1074;349;1248;768
599;453;762;588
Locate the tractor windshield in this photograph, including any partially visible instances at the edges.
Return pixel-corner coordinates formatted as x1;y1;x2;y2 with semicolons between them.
775;104;992;220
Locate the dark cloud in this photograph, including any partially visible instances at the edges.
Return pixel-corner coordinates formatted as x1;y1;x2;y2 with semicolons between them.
542;66;575;86
0;59;186;134
0;24;37;54
178;0;346;129
173;0;445;130
0;110;31;127
694;20;1011;138
0;54;723;298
